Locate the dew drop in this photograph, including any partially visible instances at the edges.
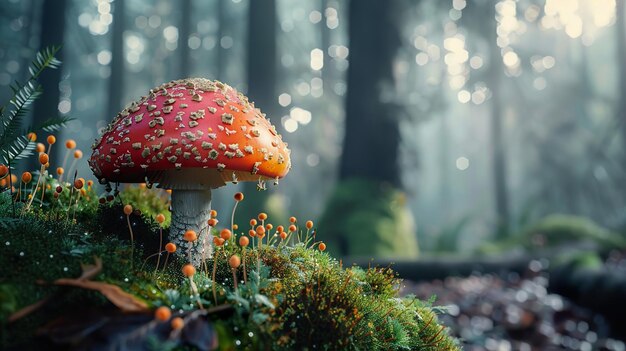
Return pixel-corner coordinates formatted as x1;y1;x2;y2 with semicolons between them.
5;241;9;246
235;340;241;345
124;278;129;282
63;267;68;272
19;252;24;256
248;332;254;337
50;254;54;258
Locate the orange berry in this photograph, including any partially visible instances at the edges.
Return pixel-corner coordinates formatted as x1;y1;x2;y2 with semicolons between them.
0;164;7;178
65;139;76;149
87;180;93;187
220;228;232;240
276;225;284;233
256;226;265;235
213;237;225;246
74;179;84;189
233;224;238;230
165;243;177;253
280;232;287;240
258;213;267;221
21;172;32;183
182;264;196;277
123;204;133;215
208;218;218;226
156;214;165;224
56;167;64;175
249;219;257;226
171;317;184;330
239;236;249;247
154;306;171;321
318;243;326;251
229;255;241;269
249;229;256;237
184;230;197;242
74;150;83;159
265;223;273;231
289;224;297;232
234;192;244;201
210;210;217;218
47;135;56;144
36;143;45;153
39;153;48;165
289;216;297;223
27;132;36;141
306;220;313;229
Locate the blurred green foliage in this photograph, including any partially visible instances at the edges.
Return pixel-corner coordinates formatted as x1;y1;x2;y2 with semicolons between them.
319;178;419;258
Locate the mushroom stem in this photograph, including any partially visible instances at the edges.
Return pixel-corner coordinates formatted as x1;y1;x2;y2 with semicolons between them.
170;189;213;267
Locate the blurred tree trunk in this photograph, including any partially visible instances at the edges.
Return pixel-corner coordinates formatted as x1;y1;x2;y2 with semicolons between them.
216;0;226;81
487;7;509;239
32;0;66;165
106;0;125;121
617;0;626;170
338;0;405;186
320;0;419;258
179;0;192;77
240;0;279;221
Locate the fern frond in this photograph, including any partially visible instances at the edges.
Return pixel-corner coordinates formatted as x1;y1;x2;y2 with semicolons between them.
0;81;42;141
28;45;61;80
0;135;35;164
34;115;74;133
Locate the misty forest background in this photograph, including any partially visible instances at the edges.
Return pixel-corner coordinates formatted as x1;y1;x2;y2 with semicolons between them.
1;0;624;257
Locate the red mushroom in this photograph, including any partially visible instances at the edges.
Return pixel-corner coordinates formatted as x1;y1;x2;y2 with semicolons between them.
89;78;291;265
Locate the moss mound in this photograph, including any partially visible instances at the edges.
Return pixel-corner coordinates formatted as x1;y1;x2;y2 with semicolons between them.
0;184;456;350
478;214;626;254
319;178;419;258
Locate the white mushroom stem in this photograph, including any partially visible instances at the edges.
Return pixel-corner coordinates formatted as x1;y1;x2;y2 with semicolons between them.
170;189;213;267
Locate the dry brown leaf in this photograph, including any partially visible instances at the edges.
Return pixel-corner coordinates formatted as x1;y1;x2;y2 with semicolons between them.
78;256;103;280
54;279;148;312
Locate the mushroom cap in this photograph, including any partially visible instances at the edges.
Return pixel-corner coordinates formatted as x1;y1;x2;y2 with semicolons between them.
89;78;291;187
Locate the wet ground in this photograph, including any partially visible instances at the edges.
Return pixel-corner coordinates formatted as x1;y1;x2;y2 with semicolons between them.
403;259;626;351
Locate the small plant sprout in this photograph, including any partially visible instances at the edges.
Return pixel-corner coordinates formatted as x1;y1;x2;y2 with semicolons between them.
155;214;166;272
229;254;241;290
305;220;314;244
220;228;232;241
318;242;326;252
25;153;49;211
171;317;184;330
124;204;135;268
232;192;244;231
67;148;82;184
183;229;198;263
154;306;171;322
18;172;32;202
59;139;76;183
72;179;84;222
239;236;249;284
162;242;177;271
46;135;56;153
182;263;203;309
0;164;8;178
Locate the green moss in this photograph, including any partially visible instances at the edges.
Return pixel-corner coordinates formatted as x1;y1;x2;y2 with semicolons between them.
477;214;626;254
0;185;456;350
319;178;419;258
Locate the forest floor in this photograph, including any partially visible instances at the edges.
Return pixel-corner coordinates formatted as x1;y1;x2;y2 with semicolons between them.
404;261;626;351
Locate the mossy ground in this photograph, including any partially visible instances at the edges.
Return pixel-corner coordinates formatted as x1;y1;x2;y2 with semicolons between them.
0;175;458;350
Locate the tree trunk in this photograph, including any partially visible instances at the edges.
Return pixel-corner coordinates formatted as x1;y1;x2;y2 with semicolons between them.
240;0;278;220
616;0;626;172
487;7;509;239
319;0;418;258
179;0;192;77
31;0;66;167
106;0;125;121
338;0;406;187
